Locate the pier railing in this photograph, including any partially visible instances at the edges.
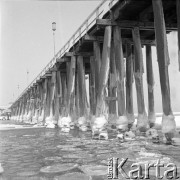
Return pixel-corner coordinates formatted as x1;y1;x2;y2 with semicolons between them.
14;0;118;104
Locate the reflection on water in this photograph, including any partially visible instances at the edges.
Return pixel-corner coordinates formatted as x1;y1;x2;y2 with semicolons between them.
0;127;180;180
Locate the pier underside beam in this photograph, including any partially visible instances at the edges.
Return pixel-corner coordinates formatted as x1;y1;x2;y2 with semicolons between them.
96;19;177;31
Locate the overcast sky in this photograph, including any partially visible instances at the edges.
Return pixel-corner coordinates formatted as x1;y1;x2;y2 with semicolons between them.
0;0;99;107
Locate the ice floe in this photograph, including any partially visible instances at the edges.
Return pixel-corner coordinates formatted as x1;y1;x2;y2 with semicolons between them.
79;164;107;176
0;163;4;174
16;171;39;177
40;163;78;174
54;172;90;180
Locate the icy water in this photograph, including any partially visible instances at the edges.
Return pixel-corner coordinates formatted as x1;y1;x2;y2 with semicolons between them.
0;123;180;180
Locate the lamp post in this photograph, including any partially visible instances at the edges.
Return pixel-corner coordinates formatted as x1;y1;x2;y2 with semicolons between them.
52;22;56;57
17;85;19;96
27;69;29;86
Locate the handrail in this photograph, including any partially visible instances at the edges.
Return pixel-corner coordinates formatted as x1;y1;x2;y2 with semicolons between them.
12;0;118;106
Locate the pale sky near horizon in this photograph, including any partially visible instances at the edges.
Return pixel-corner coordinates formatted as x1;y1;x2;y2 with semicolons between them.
0;0;100;107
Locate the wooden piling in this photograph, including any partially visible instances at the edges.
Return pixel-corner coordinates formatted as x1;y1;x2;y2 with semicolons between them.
67;56;76;116
75;71;80;117
25;92;30;121
17;99;22;120
45;77;51;121
152;0;175;140
113;26;126;117
61;73;68;116
54;70;61;123
31;87;37;122
96;26;112;116
93;41;101;101
77;56;86;116
41;78;48;123
177;0;180;71
146;45;156;127
152;0;172;115
109;40;117;115
126;42;135;126
132;27;148;131
23;94;28;120
37;82;43;122
90;56;96;115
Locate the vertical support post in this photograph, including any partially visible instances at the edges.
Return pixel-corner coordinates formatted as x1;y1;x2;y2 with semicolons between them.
45;77;51;122
17;99;22;121
90;56;96;115
75;71;80;117
45;71;56;124
132;27;148;131
39;78;48;124
61;73;68;116
67;56;76;116
96;26;112;116
35;85;40;123
177;0;180;71
113;27;126;116
22;94;27;121
27;88;34;122
25;92;30;122
152;0;175;141
77;56;86;117
126;42;135;127
31;86;37;124
109;40;117;116
15;102;19;120
93;41;101;101
37;82;43;123
20;96;25;121
113;26;128;130
54;70;61;124
146;45;156;127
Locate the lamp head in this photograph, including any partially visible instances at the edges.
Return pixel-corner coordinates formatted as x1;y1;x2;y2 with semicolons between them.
52;22;56;31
